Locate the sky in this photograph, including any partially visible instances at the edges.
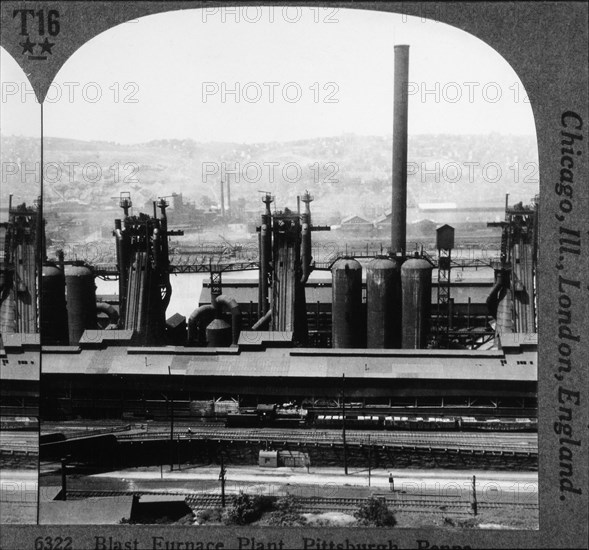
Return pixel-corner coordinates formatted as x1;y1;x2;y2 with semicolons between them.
1;6;536;144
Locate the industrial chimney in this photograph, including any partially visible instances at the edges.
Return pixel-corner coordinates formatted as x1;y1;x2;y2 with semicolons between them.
391;45;410;256
220;178;226;218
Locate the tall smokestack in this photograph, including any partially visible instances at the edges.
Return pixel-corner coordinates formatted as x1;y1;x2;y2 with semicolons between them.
220;178;225;218
391;45;409;256
226;175;231;218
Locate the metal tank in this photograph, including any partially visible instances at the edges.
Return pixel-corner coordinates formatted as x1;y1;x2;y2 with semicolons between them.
41;264;69;345
65;265;97;345
206;318;232;347
331;258;363;348
366;257;402;348
401;258;433;349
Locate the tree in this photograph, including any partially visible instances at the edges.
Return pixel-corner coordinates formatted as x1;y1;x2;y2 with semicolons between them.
354;497;397;527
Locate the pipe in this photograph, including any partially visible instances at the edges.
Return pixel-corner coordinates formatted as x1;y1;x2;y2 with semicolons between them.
258;213;271;318
258;229;264;318
485;271;505;319
495;271;514;335
162;280;172;312
158;203;169;269
214;294;242;345
187;304;215;344
156;202;172;317
114;225;127;327
152;228;160;271
135;253;147;334
96;301;119;328
252;308;272;330
300;212;312;284
391;45;409;256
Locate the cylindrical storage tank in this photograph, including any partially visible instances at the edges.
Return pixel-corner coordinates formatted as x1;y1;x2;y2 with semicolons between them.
366;258;402;348
401;258;433;349
206;318;232;347
331;258;363;348
65;265;97;345
41;264;69;345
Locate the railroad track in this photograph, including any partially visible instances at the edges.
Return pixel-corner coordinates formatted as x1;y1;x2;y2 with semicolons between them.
62;490;538;516
0;446;38;455
116;429;537;454
0;434;39;455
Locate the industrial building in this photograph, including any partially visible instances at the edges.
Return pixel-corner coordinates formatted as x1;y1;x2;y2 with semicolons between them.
0;198;40;420
32;46;538;470
35;46;537;437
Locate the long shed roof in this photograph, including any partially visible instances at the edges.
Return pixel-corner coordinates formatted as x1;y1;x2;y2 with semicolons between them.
39;343;536;382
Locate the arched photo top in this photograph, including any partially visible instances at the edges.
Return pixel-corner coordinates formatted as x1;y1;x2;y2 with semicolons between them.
0;46;42;209
44;8;536;143
38;7;538;211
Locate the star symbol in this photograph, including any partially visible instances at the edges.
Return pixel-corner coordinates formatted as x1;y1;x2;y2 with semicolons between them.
19;37;35;55
38;37;55;55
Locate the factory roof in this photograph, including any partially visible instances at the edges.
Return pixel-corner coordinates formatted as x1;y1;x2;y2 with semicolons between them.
79;329;134;344
340;215;373;226
39;339;536;382
238;331;294;346
40;497;133;525
1;333;40;348
0;354;39;381
498;333;538;348
0;333;39;381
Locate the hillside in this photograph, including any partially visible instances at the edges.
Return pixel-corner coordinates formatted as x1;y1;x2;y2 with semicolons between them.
1;133;538;221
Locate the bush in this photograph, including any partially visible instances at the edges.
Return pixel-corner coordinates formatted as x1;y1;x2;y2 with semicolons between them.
222;492;275;525
267;495;307;527
195;508;223;524
175;513;196;525
354;497;397;527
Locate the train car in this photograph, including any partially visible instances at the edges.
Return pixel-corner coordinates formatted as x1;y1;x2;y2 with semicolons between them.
226;406;537;432
225;404;306;429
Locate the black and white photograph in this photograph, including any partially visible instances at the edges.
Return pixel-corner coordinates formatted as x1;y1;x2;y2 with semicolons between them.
0;45;41;525
0;2;587;549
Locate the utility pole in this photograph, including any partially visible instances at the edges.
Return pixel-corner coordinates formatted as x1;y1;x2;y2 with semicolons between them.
342;373;348;475
164;393;174;472
168;366;174;472
368;434;372;487
219;453;227;508
60;457;68;501
471;475;478;516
